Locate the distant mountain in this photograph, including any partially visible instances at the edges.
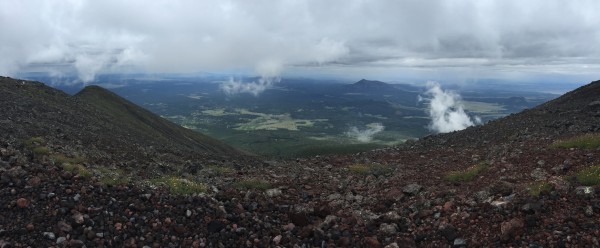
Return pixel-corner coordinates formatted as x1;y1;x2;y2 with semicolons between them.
346;79;395;91
342;79;420;105
0;76;249;169
344;79;423;92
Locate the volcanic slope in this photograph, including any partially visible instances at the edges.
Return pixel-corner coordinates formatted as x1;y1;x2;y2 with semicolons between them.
0;76;250;172
416;80;600;149
74;85;241;155
1;77;600;247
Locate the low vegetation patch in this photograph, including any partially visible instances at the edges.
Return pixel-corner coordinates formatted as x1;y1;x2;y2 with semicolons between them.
444;162;489;183
32;146;50;155
50;154;86;165
207;165;235;174
24;137;51;156
348;163;393;175
235;179;271;190
527;181;553;196
551;133;600;149
62;163;92;178
98;168;130;186
574;165;600;186
24;136;45;147
348;164;371;174
151;176;207;195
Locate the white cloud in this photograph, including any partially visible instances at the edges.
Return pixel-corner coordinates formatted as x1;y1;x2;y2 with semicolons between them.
220;59;283;96
220;76;280;96
421;81;481;133
313;38;349;65
346;123;385;142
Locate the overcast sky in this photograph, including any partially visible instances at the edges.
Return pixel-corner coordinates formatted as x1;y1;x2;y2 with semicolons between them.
1;0;600;84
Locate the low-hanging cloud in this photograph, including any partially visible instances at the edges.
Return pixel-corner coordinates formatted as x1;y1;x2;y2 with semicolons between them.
420;82;481;133
220;76;280;96
220;60;282;96
346;123;385;142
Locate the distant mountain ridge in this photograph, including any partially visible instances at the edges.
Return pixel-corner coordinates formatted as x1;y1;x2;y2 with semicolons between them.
344;79;421;93
346;79;397;91
342;79;421;106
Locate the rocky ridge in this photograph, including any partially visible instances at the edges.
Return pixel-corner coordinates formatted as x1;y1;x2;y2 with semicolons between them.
1;77;600;247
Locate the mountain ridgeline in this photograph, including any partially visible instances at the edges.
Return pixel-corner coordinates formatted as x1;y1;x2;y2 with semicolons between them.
342;79;421;105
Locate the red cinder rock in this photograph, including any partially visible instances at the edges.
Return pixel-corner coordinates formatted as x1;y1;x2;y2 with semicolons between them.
16;198;29;208
363;236;380;247
501;218;524;241
443;201;454;212
28;176;41;186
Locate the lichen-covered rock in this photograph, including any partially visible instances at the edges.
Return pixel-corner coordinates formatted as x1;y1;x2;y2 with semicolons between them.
402;183;422;195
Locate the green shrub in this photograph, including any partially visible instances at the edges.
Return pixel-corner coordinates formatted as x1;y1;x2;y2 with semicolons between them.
575;165;600;186
445;162;489;183
348;163;393;175
24;137;45;147
32;146;50;155
51;154;86;165
98;168;130;186
235;179;271;190
527;181;553;196
63;163;92;178
151;176;206;195
26;137;50;156
348;164;371;174
101;177;130;186
207;165;235;174
551;133;600;149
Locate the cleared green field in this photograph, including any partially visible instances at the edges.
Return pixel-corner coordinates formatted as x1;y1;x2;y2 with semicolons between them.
235;115;320;131
200;108;328;131
462;101;506;114
164;107;417;157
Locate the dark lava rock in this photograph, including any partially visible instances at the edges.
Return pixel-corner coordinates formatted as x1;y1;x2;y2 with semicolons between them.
521;202;542;214
207;220;225;233
489;181;515;196
439;224;457;241
288;212;309;226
